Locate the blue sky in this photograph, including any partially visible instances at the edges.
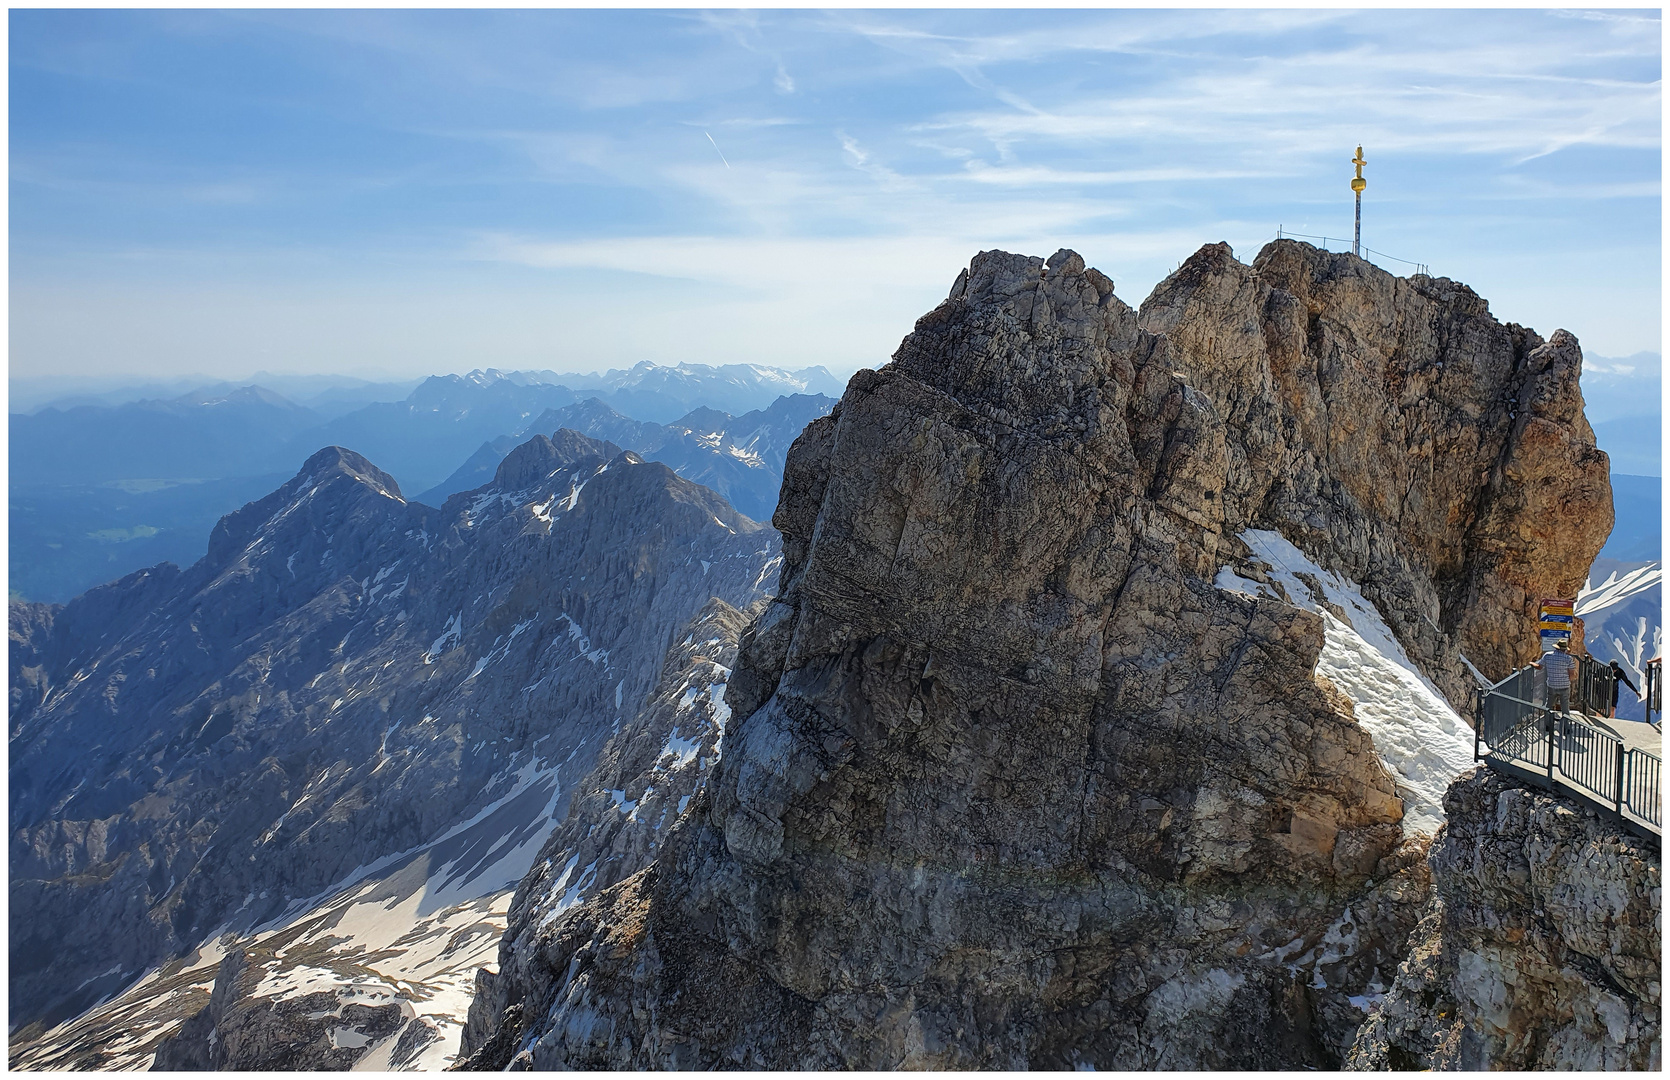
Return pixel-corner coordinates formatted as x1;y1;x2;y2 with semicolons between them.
9;7;1662;382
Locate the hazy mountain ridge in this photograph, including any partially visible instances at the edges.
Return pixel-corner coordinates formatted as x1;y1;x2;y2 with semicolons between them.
420;393;839;519
8;429;781;1057
9;373;424;417
1599;474;1662;562
10;386;326;487
11;362;843;603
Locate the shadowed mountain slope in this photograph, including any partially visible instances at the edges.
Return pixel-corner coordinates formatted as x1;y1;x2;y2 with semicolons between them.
9;431;780;1051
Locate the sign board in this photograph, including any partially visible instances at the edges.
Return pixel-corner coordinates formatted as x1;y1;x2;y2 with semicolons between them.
1538;597;1574;647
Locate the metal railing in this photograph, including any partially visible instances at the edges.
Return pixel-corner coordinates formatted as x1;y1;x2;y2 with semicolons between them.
1475;661;1661;840
1574;653;1615;716
1646;657;1663;725
1272;228;1431;276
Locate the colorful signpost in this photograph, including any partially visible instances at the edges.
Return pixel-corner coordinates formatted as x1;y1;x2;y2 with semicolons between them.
1538;597;1574;648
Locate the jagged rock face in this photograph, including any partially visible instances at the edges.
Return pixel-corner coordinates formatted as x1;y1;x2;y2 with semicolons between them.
13;600;762;1073
507;596;759;927
8;433;780;1054
457;241;1609;1070
149;945;412;1071
462;596;759;1057
1348;767;1660;1070
1139;241;1612;700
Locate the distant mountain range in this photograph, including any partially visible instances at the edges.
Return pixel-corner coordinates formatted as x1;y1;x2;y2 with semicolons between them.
7;372;422;417
418;394;837;521
1592;416;1660;477
1582;352;1660;477
10;363;846;602
1581;352;1660;422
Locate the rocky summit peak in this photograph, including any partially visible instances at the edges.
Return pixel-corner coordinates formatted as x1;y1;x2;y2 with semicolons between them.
491;428;622;493
297;444;404;498
200;445;412;574
460;241;1610;1071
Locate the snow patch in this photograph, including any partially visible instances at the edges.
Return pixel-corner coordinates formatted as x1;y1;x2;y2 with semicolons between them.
465;616;537;681
558;614;609;665
1223;530;1475;834
660;728;703;769
558;476;590;513
425;613;462;664
708;680;732;729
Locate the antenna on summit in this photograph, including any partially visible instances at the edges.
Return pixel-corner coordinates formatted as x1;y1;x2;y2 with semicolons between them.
1350;145;1367;257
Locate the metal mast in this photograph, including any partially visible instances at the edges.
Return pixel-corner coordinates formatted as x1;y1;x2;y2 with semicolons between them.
1351;145;1366;257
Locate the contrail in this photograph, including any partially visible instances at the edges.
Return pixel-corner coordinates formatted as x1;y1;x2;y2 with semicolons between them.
705;131;731;169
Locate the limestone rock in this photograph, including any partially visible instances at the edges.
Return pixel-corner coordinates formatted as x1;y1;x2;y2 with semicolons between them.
1347;766;1660;1070
459;240;1607;1070
463;595;764;1060
150;944;407;1070
1139;241;1611;703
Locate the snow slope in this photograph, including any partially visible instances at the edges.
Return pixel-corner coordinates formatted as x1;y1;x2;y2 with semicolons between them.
10;760;567;1071
1577;560;1661;721
1216;530;1476;835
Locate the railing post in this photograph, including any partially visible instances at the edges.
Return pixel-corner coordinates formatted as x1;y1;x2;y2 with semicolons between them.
1616;743;1627;818
1546;709;1557;782
1474;688;1483;761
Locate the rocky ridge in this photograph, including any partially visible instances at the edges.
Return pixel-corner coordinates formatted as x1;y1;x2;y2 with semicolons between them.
459;240;1610;1069
1348;766;1660;1070
9;429;780;1065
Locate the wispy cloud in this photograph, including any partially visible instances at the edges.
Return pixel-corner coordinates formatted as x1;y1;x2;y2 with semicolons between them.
8;8;1660;378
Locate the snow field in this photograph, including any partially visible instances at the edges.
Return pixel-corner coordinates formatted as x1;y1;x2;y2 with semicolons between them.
1219;530;1476;835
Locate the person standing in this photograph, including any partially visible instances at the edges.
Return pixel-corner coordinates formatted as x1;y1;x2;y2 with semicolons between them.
1532;639;1577;714
1608;659;1640;719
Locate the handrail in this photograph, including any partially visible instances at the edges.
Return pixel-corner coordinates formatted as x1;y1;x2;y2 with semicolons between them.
1272;228;1431;276
1647;657;1662;724
1476;662;1661;841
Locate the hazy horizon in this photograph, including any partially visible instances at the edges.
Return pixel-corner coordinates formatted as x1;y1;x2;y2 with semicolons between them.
12;347;1662;408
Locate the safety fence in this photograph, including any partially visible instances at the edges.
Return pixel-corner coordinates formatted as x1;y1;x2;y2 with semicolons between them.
1476;662;1662;840
1271;228;1431;277
1647;657;1663;725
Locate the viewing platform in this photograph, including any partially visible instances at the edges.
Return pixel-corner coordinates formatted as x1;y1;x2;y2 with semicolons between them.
1476;656;1662;841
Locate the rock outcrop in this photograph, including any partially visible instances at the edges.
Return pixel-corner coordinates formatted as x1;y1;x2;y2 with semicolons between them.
1140;241;1611;704
458;242;1611;1069
460;596;761;1058
1348;766;1660;1070
8;431;779;1063
149;944;410;1071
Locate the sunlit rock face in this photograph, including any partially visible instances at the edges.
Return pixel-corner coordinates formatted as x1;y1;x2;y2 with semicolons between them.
1348;766;1660;1071
1139;240;1611;704
459;243;1608;1070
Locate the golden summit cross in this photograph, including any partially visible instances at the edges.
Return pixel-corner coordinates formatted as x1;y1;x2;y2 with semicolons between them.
1351;145;1366;256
